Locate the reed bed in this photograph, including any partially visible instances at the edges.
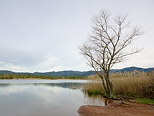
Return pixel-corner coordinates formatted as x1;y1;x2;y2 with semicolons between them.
85;71;154;99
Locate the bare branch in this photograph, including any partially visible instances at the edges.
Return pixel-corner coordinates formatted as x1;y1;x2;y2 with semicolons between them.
79;10;142;97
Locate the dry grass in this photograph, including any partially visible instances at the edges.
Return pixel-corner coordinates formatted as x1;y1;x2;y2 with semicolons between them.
84;81;103;95
85;71;154;99
112;76;154;98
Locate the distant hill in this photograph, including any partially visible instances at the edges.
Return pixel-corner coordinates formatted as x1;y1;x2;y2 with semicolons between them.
32;71;95;77
0;70;15;74
0;67;154;77
115;66;154;73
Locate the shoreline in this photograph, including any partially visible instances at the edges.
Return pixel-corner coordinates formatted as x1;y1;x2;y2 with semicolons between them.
78;101;154;116
0;78;87;80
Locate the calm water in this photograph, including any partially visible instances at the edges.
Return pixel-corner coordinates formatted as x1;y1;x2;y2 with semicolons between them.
0;79;106;116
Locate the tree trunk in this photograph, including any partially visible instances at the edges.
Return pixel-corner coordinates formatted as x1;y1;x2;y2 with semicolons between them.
104;72;113;98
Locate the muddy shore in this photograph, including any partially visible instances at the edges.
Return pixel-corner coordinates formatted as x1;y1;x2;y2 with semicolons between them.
78;101;154;116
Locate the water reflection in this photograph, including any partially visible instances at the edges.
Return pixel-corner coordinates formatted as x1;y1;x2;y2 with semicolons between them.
83;92;113;106
0;80;105;116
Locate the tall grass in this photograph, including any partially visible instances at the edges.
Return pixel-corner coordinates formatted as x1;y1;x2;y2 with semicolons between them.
84;81;103;95
84;71;154;99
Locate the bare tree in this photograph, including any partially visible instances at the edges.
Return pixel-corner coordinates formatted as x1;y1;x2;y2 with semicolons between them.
80;10;142;98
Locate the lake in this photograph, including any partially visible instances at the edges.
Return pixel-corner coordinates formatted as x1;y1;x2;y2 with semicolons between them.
0;79;106;116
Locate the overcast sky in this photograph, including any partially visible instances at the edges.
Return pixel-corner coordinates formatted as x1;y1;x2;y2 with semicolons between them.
0;0;153;72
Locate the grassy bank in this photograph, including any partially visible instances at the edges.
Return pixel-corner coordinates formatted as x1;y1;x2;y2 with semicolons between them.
84;71;154;103
135;98;154;104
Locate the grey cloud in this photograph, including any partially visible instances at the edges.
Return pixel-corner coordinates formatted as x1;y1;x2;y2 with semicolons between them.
0;48;46;66
0;0;153;71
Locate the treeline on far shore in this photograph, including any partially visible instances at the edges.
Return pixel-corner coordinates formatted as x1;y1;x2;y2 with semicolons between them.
0;74;87;80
